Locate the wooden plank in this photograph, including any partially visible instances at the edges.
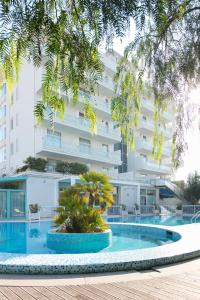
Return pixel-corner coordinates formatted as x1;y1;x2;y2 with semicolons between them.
92;283;135;299
168;276;200;289
0;287;22;300
119;281;182;300
21;287;51;300
154;279;200;299
58;286;90;298
0;289;10;300
47;287;75;300
69;285;106;300
9;287;36;300
111;282;159;300
81;285;119;300
143;280;197;300
34;287;65;300
158;277;200;294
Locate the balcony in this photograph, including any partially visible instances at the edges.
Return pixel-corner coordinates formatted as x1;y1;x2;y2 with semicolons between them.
140;99;173;122
138;117;173;140
45;113;121;143
133;156;171;175
37;136;122;166
136;137;172;157
79;91;111;116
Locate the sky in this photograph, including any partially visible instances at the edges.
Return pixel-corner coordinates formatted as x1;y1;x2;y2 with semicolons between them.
110;24;200;182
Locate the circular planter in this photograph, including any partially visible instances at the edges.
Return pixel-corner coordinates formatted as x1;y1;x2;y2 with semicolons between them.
47;229;112;253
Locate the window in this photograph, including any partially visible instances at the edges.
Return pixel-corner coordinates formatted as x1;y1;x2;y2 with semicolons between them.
102;144;109;154
0;146;6;162
0;105;6;119
10;118;14;130
140;188;147;205
79;112;89;126
142;135;147;141
16;113;19;126
1;83;6;97
142;115;147;121
0;126;6;141
79;138;91;154
47;130;61;148
140;153;147;160
10;143;14;155
11;94;14;105
16;139;18;152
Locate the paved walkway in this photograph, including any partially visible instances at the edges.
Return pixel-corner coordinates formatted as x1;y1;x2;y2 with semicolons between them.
0;258;199;299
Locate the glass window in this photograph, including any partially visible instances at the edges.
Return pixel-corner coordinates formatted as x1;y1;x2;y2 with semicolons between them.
0;126;6;141
16;113;19;126
47;129;61;148
0;105;6;119
79;138;91;154
0;146;6;162
102;144;109;154
16;139;18;152
1;83;6;97
10;143;14;155
10;118;14;130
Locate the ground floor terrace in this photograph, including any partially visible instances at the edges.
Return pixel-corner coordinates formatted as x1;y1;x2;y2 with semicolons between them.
0;257;199;299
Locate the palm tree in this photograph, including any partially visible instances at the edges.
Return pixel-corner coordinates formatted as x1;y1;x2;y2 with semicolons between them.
79;171;114;208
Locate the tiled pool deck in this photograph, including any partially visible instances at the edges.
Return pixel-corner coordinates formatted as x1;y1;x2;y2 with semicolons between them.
0;223;200;274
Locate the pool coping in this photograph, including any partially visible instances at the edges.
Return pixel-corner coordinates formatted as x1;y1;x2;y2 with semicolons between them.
0;222;199;274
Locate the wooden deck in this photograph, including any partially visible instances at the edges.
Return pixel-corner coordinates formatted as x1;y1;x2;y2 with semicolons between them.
0;270;199;300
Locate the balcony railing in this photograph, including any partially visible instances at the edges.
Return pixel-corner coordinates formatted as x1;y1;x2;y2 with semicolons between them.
133;155;171;174
138;117;173;139
79;91;111;114
136;138;171;157
41;136;121;166
47;113;121;141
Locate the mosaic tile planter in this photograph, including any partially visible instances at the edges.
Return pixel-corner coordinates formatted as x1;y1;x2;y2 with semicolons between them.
47;229;112;253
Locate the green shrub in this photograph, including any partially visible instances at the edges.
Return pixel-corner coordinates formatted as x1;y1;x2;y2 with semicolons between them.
24;157;48;171
55;161;88;175
68;162;89;175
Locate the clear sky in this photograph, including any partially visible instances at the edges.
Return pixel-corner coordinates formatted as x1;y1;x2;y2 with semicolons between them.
110;25;200;182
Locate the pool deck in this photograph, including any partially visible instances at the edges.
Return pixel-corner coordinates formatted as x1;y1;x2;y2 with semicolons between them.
0;257;199;299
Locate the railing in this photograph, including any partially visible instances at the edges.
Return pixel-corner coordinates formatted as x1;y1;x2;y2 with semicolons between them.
49;113;121;140
183;205;200;215
42;136;121;165
79;91;111;113
191;211;200;223
106;205;155;216
107;205;122;216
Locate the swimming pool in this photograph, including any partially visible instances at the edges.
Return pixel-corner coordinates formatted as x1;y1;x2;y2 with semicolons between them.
107;215;196;226
0;221;178;254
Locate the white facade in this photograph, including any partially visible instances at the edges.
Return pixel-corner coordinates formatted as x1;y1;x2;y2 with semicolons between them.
128;98;174;178
0;52;122;175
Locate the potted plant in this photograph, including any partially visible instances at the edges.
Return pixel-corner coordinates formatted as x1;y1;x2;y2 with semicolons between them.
47;171;114;253
176;204;183;216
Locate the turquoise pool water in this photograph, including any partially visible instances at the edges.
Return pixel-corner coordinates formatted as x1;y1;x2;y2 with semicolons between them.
0;221;176;254
107;215;195;226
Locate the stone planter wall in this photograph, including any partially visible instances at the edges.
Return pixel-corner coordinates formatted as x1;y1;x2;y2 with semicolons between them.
47;229;112;253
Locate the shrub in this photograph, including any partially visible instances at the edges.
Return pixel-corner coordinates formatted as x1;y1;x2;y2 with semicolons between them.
24;157;48;171
68;162;88;175
55;161;88;175
55;161;70;174
16;156;48;173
